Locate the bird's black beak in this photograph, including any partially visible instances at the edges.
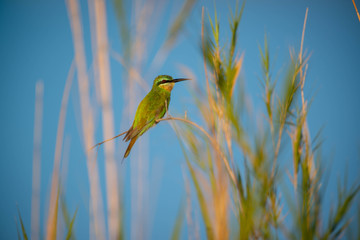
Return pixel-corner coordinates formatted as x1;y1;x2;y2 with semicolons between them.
169;78;190;83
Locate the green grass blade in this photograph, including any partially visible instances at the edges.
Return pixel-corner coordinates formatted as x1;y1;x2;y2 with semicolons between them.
331;185;360;232
61;194;78;240
187;159;214;240
15;217;21;240
170;201;185;240
61;196;71;228
17;207;28;240
113;0;131;60
65;208;78;240
166;0;196;48
172;123;214;240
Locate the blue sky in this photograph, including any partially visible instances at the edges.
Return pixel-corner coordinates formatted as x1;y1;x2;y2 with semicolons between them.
0;0;359;239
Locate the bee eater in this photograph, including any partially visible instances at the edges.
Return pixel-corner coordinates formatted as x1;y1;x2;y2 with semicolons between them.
123;75;189;159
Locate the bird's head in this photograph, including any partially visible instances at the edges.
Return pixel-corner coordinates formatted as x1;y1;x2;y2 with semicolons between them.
153;75;190;92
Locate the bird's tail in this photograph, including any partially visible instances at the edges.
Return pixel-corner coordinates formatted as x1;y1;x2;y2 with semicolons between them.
123;137;138;159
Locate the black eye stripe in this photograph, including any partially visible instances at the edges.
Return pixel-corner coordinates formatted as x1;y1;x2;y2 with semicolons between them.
158;79;167;85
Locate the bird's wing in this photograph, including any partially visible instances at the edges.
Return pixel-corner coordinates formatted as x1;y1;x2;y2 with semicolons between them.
123;126;133;141
124;89;169;142
123;119;152;142
124;102;167;142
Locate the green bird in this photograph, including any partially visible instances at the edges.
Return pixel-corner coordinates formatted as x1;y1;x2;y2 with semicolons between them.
123;75;189;159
